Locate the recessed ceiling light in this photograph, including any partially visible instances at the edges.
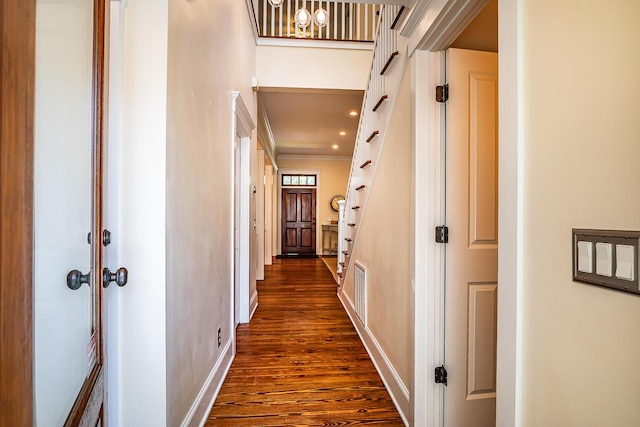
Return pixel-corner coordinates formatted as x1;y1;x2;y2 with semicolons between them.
349;111;358;116
339;131;346;136
332;144;339;149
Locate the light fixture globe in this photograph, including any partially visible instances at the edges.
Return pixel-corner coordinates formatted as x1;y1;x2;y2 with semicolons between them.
268;0;283;7
314;8;328;27
295;8;312;28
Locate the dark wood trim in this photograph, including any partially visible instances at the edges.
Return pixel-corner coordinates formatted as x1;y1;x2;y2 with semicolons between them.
258;35;374;44
373;95;388;112
366;130;379;143
345;238;352;242
380;51;399;75
351;206;361;210
355;185;366;191
347;223;356;227
360;160;372;169
0;1;36;425
390;6;406;30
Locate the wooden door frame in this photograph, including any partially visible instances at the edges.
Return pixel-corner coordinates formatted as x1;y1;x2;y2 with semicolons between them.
0;1;35;425
276;168;322;256
407;1;523;426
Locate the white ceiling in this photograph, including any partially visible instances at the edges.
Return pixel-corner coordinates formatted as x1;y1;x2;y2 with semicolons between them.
259;89;364;158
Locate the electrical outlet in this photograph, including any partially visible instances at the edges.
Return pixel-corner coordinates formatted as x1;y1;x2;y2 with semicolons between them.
217;327;221;347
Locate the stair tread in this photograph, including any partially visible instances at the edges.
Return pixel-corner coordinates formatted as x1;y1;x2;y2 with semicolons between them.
380;51;399;76
390;6;406;30
360;160;372;168
355;185;366;191
373;95;388;112
366;131;379;143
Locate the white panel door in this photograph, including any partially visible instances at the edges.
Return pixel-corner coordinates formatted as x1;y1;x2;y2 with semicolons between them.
34;0;111;425
444;48;498;427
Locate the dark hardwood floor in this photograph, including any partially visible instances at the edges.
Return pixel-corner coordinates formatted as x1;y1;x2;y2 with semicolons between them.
206;258;404;426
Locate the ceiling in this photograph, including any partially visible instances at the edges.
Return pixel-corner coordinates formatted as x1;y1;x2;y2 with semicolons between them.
259;89;364;159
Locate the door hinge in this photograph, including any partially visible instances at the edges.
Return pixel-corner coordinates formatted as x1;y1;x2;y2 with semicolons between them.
435;366;448;386
435;226;449;243
436;84;449;103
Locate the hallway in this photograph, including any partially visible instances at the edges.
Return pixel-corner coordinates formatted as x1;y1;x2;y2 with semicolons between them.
206;258;404;425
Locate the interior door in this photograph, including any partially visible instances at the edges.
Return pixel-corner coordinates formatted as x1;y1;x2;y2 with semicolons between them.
281;188;316;255
443;48;499;427
34;0;110;425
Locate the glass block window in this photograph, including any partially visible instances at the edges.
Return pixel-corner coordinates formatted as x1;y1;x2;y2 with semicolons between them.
282;174;316;187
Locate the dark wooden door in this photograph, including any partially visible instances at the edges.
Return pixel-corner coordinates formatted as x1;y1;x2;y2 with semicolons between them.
282;189;316;255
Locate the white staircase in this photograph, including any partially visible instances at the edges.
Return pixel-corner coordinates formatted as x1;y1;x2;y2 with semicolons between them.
337;4;407;285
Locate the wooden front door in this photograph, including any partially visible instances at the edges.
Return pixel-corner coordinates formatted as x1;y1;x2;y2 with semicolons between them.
282;188;317;255
443;48;498;427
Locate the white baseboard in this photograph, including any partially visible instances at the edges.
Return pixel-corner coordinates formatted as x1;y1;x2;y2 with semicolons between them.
338;290;410;426
180;338;234;427
249;290;258;320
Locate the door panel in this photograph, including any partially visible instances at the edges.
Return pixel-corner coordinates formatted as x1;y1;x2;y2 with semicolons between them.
300;229;312;248
281;188;316;255
34;0;108;425
444;48;498;427
466;283;497;397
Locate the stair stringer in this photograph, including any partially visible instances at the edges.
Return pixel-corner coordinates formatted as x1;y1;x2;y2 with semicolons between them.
338;8;409;287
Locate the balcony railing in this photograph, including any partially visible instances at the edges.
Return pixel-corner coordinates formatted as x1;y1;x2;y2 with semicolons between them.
256;0;381;42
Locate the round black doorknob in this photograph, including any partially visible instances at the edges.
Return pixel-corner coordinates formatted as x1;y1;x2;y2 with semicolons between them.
102;267;128;288
67;270;90;290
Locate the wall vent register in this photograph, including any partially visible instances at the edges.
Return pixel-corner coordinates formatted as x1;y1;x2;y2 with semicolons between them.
573;229;640;296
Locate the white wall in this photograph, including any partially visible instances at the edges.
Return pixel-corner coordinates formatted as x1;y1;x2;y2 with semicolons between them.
256;45;372;90
165;0;256;425
118;0;168;425
521;1;640;425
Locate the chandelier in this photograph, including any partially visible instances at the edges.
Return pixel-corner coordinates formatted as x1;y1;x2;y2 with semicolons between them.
263;1;325;29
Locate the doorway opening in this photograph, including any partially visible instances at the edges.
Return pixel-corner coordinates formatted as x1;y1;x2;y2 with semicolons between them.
232;92;255;327
276;169;322;258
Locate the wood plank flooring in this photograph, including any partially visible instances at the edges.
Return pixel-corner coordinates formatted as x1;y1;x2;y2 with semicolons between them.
206;258;404;426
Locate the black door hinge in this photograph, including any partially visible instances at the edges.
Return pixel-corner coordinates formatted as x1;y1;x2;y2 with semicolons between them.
436;84;449;103
435;366;448;385
435;226;449;243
